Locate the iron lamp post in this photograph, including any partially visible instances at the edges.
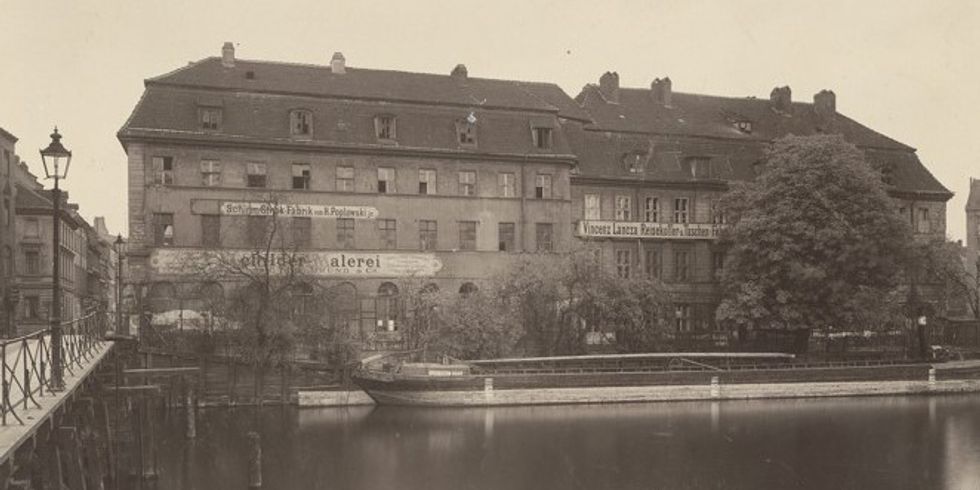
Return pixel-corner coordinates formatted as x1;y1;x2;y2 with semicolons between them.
40;128;72;390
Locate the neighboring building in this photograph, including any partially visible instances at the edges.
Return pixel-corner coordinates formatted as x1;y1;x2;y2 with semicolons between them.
118;44;954;348
568;74;952;336
967;178;980;265
117;44;588;340
1;127;18;337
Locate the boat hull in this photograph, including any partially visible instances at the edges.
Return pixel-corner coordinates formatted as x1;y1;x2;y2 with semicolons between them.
353;363;980;407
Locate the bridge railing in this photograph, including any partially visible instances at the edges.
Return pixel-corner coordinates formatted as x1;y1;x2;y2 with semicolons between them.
0;312;108;425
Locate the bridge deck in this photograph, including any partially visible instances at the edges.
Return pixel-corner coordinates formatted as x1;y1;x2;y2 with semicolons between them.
0;340;113;465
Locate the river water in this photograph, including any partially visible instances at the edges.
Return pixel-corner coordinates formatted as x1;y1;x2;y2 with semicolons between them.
151;394;980;490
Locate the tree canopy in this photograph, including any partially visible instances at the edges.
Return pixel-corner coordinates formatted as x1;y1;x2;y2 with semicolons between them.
717;135;913;332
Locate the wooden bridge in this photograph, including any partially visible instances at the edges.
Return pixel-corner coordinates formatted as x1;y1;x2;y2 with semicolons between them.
0;313;114;489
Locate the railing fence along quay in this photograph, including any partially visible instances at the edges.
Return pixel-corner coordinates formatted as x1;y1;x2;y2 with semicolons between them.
0;312;108;425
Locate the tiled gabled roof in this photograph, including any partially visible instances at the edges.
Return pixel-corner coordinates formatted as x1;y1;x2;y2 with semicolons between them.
120;57;588;157
574;84;952;197
967;179;980;211
146;57;592;121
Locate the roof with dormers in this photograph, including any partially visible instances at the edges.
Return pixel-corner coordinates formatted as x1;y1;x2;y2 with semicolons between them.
119;56;590;159
571;84;952;198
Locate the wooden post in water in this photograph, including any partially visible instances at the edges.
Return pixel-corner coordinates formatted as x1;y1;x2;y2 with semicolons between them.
186;382;196;439
247;432;262;488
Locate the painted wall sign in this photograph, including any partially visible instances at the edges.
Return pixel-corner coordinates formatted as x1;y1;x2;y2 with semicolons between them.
150;249;442;278
220;202;379;219
576;220;728;240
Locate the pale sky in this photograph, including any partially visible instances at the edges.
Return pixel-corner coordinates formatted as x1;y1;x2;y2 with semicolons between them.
2;0;977;241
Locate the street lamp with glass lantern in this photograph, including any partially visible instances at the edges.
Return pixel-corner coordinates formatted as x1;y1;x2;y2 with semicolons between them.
39;128;71;390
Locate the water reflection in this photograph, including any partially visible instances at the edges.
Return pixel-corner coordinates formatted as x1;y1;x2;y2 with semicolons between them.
152;394;980;490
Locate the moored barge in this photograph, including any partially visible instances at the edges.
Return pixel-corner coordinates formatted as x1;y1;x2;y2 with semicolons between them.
352;353;980;407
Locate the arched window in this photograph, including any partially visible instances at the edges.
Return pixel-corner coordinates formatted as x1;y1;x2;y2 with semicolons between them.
377;282;399;332
459;282;478;297
288;282;316;317
330;282;359;336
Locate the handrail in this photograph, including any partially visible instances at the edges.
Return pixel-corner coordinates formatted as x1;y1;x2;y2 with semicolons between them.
0;311;108;425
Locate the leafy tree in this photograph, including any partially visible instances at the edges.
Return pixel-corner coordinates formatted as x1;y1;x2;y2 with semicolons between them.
431;286;522;360
717;135;913;348
497;246;674;355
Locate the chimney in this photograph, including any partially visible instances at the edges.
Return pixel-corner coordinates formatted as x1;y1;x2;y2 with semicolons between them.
598;72;620;103
651;77;672;107
770;86;792;112
813;89;836;117
331;52;346;74
451;64;468;80
221;42;235;68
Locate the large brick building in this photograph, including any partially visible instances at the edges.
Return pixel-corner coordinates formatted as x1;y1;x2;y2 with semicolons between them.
119;44;952;343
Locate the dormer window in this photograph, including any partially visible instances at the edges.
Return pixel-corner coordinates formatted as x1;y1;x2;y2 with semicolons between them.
375;115;397;141
734;120;752;133
532;127;553;150
685;157;712;179
623;152;646;174
290;110;313;137
457;120;477;146
199;107;222;131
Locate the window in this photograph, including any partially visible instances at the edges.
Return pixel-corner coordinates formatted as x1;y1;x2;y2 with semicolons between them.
419;169;436;195
584;194;601;220
687;157;711;179
290;110;313;137
24;296;39;320
200;107;222;131
712;250;725;280
152;156;174;185
499;172;516;198
201;160;221;186
674;198;689;224
337;219;355;249
378;167;395;194
457;120;477;146
420;220;438;251
458;221;477;250
644;197;659;223
674;248;691;282
535;174;553;199
532;127;553;149
675;304;692;332
375;115;397;141
154;213;174;246
376;282;399;331
645;247;662;279
536;223;554;252
25;250;39;275
615;195;632;221
246;162;267;188
24;218;39;237
459;171;476;196
293;217;311;248
917;208;930;233
498;223;515;252
292;163;311;190
710;200;727;224
623;152;645;174
615;249;631;279
247;216;269;247
336;166;354;192
378;219;397;249
201;215;220;247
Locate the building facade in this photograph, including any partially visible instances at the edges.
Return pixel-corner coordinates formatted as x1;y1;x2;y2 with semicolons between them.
1;127;18;336
968;178;980;265
566;74;952;335
118;45;588;338
119;44;953;346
